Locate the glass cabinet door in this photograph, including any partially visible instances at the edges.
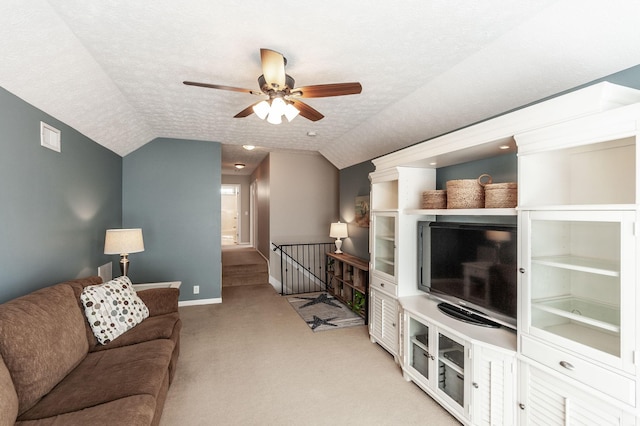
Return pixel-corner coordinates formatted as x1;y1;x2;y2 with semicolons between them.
372;213;397;279
522;210;636;372
437;333;466;410
408;316;432;382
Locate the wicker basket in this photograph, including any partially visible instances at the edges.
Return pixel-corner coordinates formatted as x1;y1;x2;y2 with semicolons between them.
446;174;492;209
421;190;447;209
485;182;517;208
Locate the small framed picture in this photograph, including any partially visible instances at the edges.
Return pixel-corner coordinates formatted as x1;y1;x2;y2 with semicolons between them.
355;196;370;228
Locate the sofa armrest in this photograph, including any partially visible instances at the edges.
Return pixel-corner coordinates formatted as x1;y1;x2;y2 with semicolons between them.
137;288;179;316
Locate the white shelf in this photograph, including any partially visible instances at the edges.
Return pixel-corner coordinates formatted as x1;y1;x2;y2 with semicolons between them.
133;281;181;291
411;336;429;353
400;295;517;352
531;255;619;277
404;208;517;216
541;323;620;357
532;296;620;333
518;204;638;212
375;257;395;267
439;348;464;375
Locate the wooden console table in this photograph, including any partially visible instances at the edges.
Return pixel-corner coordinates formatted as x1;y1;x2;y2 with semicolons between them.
326;252;369;323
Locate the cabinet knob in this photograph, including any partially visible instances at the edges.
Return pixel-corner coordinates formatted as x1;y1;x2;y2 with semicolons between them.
380;282;385;287
472;382;479;389
519;268;526;274
392;322;396;327
559;360;575;371
519;403;525;410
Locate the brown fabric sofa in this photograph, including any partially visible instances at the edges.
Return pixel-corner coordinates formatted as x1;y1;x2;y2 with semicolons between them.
0;276;181;426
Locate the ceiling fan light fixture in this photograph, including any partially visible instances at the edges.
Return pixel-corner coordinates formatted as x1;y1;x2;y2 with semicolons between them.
266;111;282;125
253;101;270;120
185;49;361;123
284;103;300;122
270;97;286;116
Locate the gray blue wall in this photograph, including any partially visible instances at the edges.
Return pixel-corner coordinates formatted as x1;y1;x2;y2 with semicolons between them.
2;65;640;304
339;160;375;260
122;138;222;301
0;88;122;303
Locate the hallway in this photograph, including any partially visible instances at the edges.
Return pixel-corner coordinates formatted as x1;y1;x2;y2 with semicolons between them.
221;246;269;287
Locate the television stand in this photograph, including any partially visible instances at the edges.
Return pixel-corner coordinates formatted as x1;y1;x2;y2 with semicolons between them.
437;302;501;328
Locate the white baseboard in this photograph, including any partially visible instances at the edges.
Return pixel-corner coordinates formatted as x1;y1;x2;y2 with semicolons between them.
269;276;282;294
179;297;222;307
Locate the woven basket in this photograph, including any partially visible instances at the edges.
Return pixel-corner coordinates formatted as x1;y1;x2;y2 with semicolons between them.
485;182;517;208
446;174;492;209
421;190;447;209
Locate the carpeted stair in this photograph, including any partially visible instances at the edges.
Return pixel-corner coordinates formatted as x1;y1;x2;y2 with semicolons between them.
222;247;269;286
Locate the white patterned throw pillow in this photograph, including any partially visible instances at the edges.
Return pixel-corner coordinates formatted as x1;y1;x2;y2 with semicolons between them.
80;276;149;344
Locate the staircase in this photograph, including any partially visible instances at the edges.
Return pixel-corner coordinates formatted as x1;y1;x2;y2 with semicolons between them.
222;247;269;287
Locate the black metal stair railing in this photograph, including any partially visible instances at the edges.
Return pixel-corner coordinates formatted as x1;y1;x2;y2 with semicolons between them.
272;242;335;296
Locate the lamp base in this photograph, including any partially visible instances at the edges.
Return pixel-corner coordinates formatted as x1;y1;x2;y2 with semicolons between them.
334;239;343;254
119;254;130;277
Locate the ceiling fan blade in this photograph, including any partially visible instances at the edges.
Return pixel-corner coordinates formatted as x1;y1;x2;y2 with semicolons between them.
290;100;324;122
233;103;258;118
260;49;286;90
183;81;260;95
292;82;362;98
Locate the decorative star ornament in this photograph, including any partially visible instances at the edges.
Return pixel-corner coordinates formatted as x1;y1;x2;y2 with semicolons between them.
307;315;338;330
298;293;342;309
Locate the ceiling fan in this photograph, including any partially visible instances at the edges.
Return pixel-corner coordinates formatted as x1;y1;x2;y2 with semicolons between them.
183;48;362;124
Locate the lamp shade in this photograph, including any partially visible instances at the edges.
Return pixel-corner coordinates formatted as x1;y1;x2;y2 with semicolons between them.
284;103;300;122
252;101;270;120
104;228;145;255
329;222;348;239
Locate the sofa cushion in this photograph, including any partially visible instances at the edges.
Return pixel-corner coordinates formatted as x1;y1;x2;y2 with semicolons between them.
0;357;18;426
137;287;180;316
80;276;149;345
90;312;181;352
18;339;174;421
15;394;157;426
0;284;88;416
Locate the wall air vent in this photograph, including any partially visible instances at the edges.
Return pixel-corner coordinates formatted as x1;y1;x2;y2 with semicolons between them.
40;121;61;152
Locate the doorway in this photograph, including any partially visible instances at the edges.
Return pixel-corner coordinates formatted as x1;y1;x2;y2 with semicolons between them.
221;184;240;245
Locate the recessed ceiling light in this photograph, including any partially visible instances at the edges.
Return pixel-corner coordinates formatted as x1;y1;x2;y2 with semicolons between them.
429;162;437;166
306;131;317;137
499;145;510;150
243;145;255;151
234;163;245;169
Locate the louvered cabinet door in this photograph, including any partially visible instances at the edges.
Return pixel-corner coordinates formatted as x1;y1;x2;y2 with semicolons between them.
369;287;398;358
471;345;516;426
518;362;635;426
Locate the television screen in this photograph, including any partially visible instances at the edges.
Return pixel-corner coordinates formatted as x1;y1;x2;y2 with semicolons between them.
418;221;517;328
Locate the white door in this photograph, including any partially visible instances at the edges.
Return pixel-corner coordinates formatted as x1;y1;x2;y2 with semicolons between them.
221;184;240;245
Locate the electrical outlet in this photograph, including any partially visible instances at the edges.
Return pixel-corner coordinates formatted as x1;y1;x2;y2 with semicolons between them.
193;285;200;294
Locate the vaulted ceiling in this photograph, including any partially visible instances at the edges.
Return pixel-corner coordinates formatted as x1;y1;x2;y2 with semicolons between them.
2;1;639;174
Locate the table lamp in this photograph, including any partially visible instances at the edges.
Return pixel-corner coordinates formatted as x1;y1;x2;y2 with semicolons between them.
104;228;145;276
329;221;348;254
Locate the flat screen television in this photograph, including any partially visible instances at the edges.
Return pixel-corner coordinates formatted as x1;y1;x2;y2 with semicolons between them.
418;221;517;329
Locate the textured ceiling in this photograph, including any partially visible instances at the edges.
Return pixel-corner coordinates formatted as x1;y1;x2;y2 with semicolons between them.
1;1;639;175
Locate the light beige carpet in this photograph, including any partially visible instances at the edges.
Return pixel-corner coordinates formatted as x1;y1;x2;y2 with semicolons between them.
160;284;460;425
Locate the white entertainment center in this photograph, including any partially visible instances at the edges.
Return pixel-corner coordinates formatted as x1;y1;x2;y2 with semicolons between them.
368;82;640;425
